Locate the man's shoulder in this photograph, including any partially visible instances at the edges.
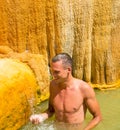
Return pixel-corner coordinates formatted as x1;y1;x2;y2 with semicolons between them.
80;81;95;98
74;78;88;87
73;78;83;83
75;79;93;92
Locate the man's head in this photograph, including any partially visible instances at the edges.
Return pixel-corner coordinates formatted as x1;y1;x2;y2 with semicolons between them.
52;53;72;69
51;53;73;82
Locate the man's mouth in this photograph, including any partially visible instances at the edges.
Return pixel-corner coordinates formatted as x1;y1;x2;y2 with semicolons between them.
54;77;59;80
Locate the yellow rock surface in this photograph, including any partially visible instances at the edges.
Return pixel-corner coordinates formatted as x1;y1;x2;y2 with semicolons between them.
0;58;37;130
0;46;50;102
0;0;120;89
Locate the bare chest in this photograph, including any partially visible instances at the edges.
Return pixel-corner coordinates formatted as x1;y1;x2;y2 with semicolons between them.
52;88;83;113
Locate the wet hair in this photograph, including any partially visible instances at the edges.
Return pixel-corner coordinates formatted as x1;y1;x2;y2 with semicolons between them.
52;53;72;68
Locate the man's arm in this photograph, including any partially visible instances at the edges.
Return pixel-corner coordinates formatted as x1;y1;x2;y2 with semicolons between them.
29;102;54;124
83;84;102;130
30;82;55;124
43;100;55;119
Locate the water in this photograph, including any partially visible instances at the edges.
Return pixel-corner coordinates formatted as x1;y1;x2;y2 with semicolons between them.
94;88;120;130
20;88;120;130
20;121;54;130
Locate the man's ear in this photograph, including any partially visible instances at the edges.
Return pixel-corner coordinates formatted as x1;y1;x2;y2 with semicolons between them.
68;67;71;72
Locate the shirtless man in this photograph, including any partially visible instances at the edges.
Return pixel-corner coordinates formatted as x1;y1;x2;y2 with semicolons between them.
30;53;102;130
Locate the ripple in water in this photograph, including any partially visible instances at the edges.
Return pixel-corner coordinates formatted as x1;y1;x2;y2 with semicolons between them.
20;121;54;130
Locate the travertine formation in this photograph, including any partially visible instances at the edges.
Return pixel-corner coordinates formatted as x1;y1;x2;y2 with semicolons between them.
0;58;37;130
0;46;50;101
0;0;120;129
0;46;50;129
0;0;120;87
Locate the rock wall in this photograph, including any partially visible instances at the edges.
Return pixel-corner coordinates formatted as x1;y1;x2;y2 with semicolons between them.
0;46;50;129
0;58;37;130
0;46;50;101
111;1;120;80
0;0;120;86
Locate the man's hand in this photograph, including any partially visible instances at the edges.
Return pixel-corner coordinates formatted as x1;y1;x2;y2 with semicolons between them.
29;114;46;124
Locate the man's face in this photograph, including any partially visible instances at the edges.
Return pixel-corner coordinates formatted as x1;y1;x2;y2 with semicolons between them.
51;60;69;83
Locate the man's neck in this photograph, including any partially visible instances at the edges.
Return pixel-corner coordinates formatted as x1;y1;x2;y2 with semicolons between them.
59;76;74;89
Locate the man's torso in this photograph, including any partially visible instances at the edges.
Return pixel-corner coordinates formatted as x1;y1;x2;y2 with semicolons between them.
50;79;86;124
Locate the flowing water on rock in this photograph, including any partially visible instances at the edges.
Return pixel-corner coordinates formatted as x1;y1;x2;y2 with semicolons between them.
20;88;120;130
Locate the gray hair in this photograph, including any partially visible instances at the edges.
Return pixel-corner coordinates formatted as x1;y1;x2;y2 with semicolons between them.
52;53;72;68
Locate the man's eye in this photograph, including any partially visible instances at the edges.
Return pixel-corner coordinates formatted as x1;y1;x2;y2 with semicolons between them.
54;71;60;74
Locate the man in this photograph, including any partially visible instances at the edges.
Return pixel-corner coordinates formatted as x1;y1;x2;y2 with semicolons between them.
30;53;102;130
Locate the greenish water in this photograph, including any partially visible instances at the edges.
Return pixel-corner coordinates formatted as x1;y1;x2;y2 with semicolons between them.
94;88;120;130
20;88;120;130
